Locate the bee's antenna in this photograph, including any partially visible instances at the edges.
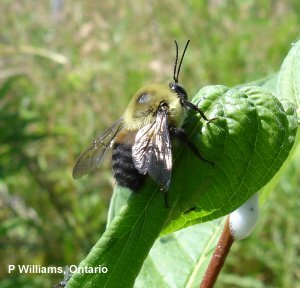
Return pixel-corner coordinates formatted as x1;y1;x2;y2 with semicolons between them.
173;40;179;83
176;39;190;83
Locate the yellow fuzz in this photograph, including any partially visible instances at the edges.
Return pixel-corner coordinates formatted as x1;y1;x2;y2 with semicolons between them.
123;83;185;131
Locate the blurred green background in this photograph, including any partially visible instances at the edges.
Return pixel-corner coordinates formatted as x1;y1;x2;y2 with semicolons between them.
1;1;300;287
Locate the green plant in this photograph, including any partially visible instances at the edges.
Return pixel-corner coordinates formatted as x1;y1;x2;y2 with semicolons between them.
2;2;300;288
66;39;299;288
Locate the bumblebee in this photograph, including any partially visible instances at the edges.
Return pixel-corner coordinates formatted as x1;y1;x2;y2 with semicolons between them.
73;40;213;207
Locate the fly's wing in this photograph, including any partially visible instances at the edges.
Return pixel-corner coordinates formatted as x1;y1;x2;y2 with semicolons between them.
73;118;123;179
132;107;172;189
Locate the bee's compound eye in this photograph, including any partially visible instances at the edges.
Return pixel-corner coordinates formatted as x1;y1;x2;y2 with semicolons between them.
137;93;151;104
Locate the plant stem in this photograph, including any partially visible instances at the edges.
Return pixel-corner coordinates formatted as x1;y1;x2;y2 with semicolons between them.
200;217;234;288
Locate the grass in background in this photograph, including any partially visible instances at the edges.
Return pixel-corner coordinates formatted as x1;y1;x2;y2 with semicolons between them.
0;1;300;287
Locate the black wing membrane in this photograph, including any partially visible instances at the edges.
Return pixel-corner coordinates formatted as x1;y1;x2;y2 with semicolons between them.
73;118;123;179
132;107;172;189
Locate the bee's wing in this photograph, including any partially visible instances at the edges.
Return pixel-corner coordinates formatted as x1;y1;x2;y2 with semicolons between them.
73;118;123;179
132;108;172;189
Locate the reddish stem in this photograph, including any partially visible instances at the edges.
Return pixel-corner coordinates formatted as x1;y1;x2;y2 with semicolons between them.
200;217;234;288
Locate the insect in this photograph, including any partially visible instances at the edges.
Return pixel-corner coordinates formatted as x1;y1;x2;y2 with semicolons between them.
73;40;213;207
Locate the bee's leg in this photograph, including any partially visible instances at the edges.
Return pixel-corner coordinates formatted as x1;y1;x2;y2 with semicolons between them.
170;127;214;165
182;100;217;123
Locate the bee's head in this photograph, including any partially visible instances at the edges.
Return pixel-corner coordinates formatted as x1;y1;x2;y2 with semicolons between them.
124;84;183;130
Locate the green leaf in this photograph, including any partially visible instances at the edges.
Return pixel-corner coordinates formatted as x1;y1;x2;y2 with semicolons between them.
163;85;296;233
135;219;224;288
257;40;300;203
277;41;300;116
67;185;175;288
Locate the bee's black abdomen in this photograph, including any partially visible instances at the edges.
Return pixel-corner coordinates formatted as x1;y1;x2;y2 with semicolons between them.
112;142;145;191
